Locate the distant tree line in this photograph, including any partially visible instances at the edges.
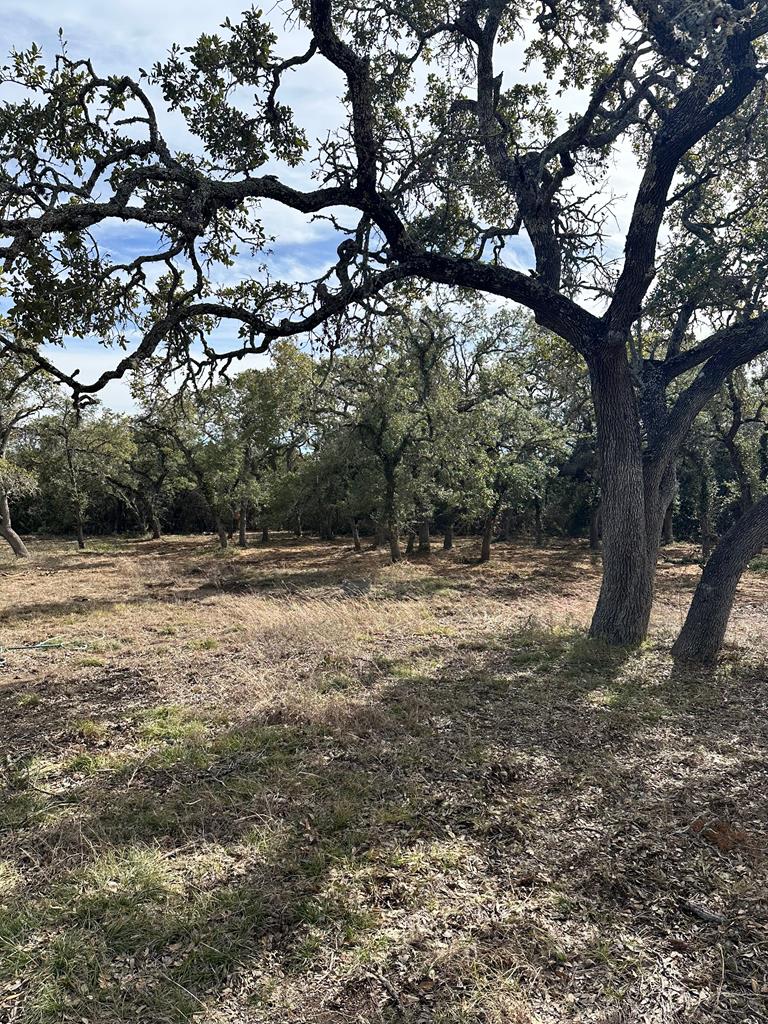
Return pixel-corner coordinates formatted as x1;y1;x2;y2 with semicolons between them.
3;306;768;662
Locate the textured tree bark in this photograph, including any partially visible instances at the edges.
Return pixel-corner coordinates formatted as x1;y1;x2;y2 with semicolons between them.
216;515;229;549
479;514;494;563
0;488;29;558
261;523;269;544
150;508;162;540
238;500;248;547
661;501;674;546
406;530;415;555
672;493;768;661
443;520;454;551
418;520;431;554
587;346;654;644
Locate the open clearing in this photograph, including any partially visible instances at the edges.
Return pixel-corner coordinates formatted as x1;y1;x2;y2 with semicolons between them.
1;535;767;1023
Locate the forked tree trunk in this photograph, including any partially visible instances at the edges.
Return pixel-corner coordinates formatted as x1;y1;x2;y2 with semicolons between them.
0;489;29;558
239;500;248;547
418;520;431;554
672;493;768;662
479;514;494;563
587;346;657;644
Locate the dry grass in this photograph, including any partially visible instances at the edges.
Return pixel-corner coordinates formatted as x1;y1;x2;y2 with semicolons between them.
1;533;767;1023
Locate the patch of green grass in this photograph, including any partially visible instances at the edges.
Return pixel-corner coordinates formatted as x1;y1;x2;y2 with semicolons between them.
191;637;218;650
0;791;45;829
77;656;105;667
71;718;109;742
137;705;208;743
318;673;355;693
16;691;41;707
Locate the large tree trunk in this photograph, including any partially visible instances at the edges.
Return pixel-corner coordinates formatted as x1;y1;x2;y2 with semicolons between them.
261;523;269;544
661;501;674;546
150;508;162;540
0;489;29;558
443;520;454;551
672;493;768;662
587;346;655;645
479;514;494;563
418;520;431;554
406;530;415;555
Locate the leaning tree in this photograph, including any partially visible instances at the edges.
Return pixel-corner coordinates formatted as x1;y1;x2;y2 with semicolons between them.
4;2;768;647
0;353;57;557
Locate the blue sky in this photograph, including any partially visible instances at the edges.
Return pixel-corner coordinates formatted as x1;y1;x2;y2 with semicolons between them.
3;3;636;410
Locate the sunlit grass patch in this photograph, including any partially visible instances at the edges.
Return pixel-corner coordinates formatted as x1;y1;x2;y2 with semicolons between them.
137;705;209;743
15;691;41;707
70;718;109;742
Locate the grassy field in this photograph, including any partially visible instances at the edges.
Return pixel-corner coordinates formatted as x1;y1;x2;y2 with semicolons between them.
1;534;766;1023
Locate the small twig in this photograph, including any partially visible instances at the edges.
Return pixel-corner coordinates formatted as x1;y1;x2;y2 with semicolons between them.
365;971;404;1016
680;899;726;924
715;942;725;1008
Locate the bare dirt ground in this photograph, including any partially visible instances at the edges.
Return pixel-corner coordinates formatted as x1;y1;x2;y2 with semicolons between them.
1;534;766;1023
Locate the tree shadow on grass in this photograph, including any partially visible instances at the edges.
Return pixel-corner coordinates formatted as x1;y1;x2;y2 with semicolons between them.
1;627;767;1022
